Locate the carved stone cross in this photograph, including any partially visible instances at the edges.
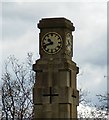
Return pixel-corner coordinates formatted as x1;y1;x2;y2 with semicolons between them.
43;87;58;104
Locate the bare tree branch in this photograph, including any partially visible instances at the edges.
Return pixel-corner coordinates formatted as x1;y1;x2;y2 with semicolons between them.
1;53;35;119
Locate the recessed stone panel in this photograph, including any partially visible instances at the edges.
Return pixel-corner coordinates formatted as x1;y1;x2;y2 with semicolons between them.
59;70;70;87
59;87;72;103
36;71;43;87
59;103;71;118
71;70;76;88
33;87;42;104
42;72;51;87
52;72;59;87
34;105;42;118
43;104;52;112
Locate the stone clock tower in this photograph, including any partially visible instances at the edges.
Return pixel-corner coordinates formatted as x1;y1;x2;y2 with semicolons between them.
33;17;79;118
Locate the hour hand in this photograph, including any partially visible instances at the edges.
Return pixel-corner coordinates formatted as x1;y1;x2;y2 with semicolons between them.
43;39;53;48
48;38;52;43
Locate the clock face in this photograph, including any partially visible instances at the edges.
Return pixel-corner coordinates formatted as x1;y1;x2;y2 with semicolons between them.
42;32;63;54
66;33;72;54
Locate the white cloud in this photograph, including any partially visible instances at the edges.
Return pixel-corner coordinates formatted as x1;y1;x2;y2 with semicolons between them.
77;63;107;104
73;2;107;66
2;30;39;60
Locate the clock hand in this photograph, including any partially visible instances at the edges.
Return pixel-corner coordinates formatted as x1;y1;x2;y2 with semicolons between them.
43;41;53;48
48;38;52;42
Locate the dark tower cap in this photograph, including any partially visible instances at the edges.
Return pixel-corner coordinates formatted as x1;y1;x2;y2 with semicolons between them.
38;17;75;31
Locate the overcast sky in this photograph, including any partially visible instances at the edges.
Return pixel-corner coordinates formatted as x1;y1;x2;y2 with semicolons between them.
1;1;108;104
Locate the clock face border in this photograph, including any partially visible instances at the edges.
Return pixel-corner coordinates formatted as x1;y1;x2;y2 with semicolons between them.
41;32;63;55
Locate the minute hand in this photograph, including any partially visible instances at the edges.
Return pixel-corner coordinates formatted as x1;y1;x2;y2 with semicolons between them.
44;41;53;48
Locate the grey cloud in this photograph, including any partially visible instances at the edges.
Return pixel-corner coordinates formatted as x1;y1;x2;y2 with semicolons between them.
2;2;107;65
2;2;107;103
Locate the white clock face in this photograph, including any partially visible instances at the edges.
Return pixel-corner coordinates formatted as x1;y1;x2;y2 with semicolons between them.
66;33;72;54
42;32;63;54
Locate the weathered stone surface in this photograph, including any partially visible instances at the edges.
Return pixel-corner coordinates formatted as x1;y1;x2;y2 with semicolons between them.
76;90;79;106
59;70;70;87
33;87;42;104
52;72;60;87
33;17;79;118
59;87;72;103
38;17;75;31
59;103;71;118
34;105;42;118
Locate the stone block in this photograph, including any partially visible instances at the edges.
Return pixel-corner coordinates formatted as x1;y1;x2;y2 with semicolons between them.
43;104;52;112
52;86;59;93
42;96;50;104
72;89;79;106
51;87;59;103
59;87;72;103
51;95;59;103
51;103;59;118
52;112;59;118
42;87;50;94
42;72;51;87
42;88;50;104
33;87;42;104
72;88;77;98
36;71;43;87
76;90;79;106
52;72;59;87
34;105;42;118
71;104;77;118
59;103;71;112
59;111;71;118
59;103;72;117
70;70;76;88
59;70;71;87
44;111;52;118
51;103;59;112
